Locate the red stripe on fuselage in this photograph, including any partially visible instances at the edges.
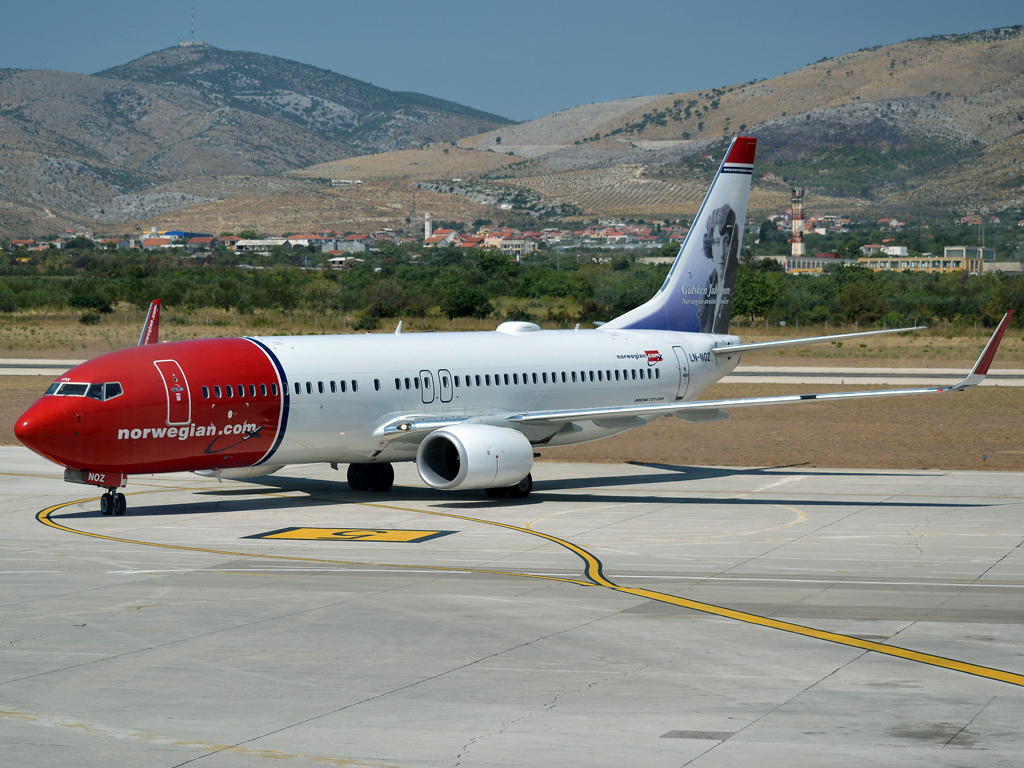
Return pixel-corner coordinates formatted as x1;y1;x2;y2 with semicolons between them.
15;338;284;474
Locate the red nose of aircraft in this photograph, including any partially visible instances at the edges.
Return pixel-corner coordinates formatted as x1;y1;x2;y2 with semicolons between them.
14;397;68;462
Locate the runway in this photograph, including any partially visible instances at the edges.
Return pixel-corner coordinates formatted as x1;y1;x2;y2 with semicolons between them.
2;447;1023;766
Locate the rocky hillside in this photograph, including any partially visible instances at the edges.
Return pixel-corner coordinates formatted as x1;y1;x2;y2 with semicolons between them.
0;46;511;236
458;27;1024;215
98;46;511;154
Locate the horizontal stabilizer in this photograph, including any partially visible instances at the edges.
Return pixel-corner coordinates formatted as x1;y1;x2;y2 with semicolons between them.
712;325;927;357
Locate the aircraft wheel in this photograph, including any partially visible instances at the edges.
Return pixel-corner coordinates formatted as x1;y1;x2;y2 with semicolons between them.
506;473;533;499
485;487;508;498
114;493;127;516
100;493;113;516
368;463;394;492
347;463;369;491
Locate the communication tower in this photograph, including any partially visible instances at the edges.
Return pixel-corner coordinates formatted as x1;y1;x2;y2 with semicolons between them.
424;212;432;241
791;187;805;257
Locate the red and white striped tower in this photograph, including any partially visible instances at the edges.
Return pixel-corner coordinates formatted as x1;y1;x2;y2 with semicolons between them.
791;187;805;257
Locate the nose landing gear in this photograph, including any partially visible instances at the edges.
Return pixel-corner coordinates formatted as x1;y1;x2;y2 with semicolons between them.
100;489;126;516
346;463;395;492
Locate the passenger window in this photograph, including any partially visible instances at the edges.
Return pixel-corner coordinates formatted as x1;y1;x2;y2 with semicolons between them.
86;383;104;401
247;384;254;397
271;383;279;396
237;385;244;397
571;371;577;382
631;370;636;380
202;386;210;399
374;379;380;391
513;373;519;385
454;376;460;387
598;371;603;381
414;377;420;389
261;383;267;396
318;381;324;394
522;372;528;383
542;372;548;383
485;374;491;385
615;370;620;380
395;378;401;390
405;377;411;389
339;380;347;392
606;370;611;380
351;380;358;392
105;382;123;400
226;385;234;398
655;369;660;379
532;373;538;384
503;374;509;386
475;375;481;386
305;382;312;394
561;372;566;383
293;383;299;395
589;371;594;382
215;385;223;398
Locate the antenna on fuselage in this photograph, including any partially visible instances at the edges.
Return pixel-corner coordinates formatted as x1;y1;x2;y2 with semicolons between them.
394;320;402;334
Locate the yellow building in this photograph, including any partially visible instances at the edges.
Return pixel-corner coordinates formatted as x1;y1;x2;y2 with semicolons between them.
859;246;994;275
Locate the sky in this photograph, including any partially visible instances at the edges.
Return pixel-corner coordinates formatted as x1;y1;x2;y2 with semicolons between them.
2;1;1021;121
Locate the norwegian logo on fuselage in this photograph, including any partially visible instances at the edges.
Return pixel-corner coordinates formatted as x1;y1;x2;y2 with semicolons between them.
645;350;663;366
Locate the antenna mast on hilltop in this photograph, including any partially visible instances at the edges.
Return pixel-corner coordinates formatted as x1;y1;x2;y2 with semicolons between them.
191;7;195;44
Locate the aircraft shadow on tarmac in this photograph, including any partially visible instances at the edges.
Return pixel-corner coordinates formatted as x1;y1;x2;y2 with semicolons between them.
52;464;988;520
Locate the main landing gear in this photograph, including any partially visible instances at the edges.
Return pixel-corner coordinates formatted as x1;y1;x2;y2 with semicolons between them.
347;463;395;492
100;489;126;516
485;473;533;500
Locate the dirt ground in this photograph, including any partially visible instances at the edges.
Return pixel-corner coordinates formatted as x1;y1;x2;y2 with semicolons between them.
4;376;1022;472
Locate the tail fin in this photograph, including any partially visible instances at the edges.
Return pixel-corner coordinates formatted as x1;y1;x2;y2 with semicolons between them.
138;299;161;346
603;136;757;334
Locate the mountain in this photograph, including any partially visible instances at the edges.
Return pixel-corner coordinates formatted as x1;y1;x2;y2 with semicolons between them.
0;45;511;236
453;26;1024;216
97;46;511;155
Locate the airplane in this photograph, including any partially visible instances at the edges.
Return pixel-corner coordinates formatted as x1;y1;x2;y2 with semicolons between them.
14;136;1013;516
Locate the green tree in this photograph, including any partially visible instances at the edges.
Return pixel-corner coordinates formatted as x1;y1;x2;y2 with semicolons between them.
733;269;781;322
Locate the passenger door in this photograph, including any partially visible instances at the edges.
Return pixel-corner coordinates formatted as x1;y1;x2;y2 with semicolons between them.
154;359;192;425
671;346;690;401
438;369;453;403
420;369;435;404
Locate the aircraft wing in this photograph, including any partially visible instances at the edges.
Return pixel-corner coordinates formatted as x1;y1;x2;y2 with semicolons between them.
506;310;1013;428
376;312;1011;437
711;324;927;358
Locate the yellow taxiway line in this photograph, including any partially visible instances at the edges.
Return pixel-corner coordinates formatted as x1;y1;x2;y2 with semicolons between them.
36;492;1024;689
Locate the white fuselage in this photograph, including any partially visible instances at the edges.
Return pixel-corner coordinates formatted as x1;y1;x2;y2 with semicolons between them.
257;325;741;466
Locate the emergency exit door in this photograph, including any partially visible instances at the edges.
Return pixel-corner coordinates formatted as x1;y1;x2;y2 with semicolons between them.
154;359;192;425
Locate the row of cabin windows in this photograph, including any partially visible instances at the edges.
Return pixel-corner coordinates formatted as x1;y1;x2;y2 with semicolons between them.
392;368;660;391
295;379;361;395
290;368;662;398
201;383;279;400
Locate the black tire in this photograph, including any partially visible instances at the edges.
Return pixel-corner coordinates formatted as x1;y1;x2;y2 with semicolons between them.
506;473;533;499
100;494;113;516
485;487;508;498
368;463;394;492
347;463;369;491
114;492;127;516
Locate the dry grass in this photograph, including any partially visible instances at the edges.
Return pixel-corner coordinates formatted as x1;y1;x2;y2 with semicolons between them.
290;144;520;182
538;383;1024;472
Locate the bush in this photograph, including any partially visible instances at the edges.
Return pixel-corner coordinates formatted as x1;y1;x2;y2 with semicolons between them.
79;311;101;325
353;315;380;331
440;285;493;319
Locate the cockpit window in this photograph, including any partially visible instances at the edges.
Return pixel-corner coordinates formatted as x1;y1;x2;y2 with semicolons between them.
47;381;124;401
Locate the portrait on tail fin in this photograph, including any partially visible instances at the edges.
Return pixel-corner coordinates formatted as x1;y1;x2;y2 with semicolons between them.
697;204;740;334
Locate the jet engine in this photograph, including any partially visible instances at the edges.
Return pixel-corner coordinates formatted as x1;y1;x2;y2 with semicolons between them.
416;424;533;490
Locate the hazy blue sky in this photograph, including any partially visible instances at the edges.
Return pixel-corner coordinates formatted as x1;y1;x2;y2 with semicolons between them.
2;1;1021;121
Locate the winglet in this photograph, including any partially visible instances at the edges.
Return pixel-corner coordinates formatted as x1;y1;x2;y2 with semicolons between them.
955;310;1013;389
138;299;161;346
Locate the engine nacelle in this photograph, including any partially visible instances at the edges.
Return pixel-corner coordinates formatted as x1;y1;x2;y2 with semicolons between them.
416;424;533;490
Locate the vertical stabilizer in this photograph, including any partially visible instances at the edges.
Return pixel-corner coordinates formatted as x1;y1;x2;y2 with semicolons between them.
138;299;161;346
603;136;757;334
